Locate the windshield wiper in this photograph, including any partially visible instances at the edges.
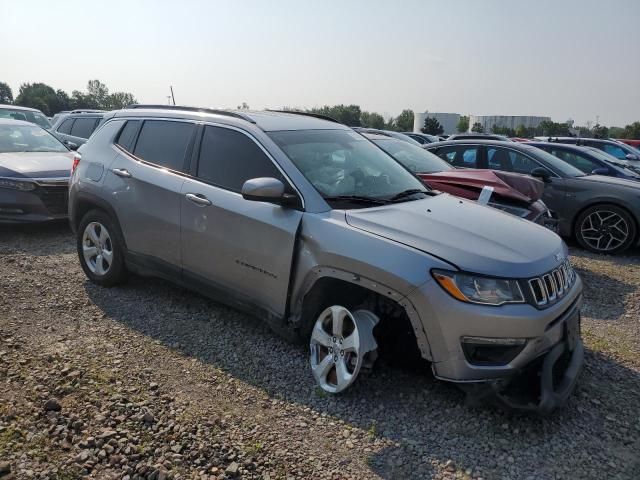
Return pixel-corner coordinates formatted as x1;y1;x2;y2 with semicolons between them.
323;195;391;205
388;189;433;202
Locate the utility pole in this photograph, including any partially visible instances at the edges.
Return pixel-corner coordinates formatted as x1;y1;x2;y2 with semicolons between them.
170;86;176;106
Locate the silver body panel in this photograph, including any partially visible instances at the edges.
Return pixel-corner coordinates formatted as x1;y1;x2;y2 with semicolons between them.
69;108;583;384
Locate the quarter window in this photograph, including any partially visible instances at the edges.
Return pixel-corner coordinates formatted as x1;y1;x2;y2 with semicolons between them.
70;117;98;139
116;120;141;151
197;126;284;191
58;118;74;135
133;120;195;171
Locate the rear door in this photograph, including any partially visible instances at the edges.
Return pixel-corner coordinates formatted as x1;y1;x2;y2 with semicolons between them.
180;124;303;317
106;119;196;270
66;116;100;146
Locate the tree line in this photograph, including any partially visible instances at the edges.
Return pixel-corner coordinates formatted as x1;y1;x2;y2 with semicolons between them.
0;80;137;116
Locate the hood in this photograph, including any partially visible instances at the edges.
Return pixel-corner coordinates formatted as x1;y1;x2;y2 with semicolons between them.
418;169;544;203
577;174;640;189
0;151;73;179
345;194;565;278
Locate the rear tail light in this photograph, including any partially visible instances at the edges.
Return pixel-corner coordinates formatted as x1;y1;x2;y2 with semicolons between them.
71;153;81;174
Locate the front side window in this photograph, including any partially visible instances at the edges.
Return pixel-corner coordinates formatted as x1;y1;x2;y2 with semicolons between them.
268;129;427;202
197;126;284;191
549;149;599;173
487;147;540;174
436;145;479;168
133;120;194;171
373;138;451;173
602;143;627;159
70;117;98;139
0;124;68;153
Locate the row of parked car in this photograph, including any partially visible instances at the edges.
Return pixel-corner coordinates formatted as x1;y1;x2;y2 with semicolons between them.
0;103;637;412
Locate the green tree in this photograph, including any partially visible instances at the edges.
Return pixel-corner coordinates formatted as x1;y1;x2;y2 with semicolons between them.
515;124;529;138
310;104;362;126
421;117;444;135
620;122;640;139
86;79;110;108
591;124;609;139
15;83;60;116
384;117;396;131
360;111;385;129
0;82;13;104
471;122;484;133
106;92;137;109
394;109;414;132
608;126;624;138
456;115;469;133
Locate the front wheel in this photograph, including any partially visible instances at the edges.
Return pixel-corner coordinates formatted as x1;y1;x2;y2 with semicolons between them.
77;210;128;286
575;204;636;254
309;305;379;394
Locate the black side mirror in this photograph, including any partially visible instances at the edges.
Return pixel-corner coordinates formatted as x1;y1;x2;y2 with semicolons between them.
241;177;299;207
531;167;551;182
625;153;639;161
591;167;609;175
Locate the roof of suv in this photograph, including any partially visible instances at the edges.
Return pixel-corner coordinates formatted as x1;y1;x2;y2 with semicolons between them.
112;106;349;132
0;104;42;112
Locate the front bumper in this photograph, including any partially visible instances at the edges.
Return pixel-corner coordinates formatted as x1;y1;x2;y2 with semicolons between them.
0;181;68;223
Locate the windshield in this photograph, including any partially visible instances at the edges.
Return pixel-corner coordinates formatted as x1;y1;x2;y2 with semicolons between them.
0;124;68;153
0;108;51;129
372;138;452;173
521;144;586;177
268;129;428;203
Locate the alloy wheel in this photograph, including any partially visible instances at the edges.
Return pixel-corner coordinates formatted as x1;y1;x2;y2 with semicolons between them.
579;210;629;252
309;305;378;393
82;222;114;276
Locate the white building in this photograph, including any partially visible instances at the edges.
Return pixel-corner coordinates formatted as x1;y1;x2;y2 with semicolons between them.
468;115;550;133
413;112;460;135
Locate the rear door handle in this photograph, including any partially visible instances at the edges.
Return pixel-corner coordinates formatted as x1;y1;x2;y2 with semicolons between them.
112;168;132;178
185;193;212;206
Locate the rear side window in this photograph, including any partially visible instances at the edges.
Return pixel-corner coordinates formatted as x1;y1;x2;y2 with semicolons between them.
70;117;98;139
436;145;479;168
116;120;141;151
57;118;74;134
133;120;195;171
197;126;283;191
549;149;598;174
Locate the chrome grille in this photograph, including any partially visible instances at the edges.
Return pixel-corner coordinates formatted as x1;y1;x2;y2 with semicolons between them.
528;259;576;307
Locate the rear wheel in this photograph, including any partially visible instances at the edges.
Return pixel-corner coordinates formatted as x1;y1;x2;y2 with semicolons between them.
575;204;636;254
77;210;128;286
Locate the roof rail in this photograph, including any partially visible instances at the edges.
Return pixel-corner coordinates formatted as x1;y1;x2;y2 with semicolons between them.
125;104;256;123
70;109;105;113
266;109;341;124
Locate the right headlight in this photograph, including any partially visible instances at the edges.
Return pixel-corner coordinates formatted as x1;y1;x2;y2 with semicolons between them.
0;177;36;191
432;269;525;306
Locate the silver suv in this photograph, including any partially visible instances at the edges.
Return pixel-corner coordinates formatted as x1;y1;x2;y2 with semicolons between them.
69;106;584;413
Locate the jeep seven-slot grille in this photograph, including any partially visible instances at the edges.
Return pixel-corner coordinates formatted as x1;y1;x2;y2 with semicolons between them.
528;260;576;307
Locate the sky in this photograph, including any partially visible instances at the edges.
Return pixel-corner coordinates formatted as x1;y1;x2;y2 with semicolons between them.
1;0;639;126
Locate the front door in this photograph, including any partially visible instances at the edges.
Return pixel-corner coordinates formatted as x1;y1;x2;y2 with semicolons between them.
180;125;303;317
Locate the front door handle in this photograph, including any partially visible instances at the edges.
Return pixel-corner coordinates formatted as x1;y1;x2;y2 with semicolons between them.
185;193;212;207
112;168;132;178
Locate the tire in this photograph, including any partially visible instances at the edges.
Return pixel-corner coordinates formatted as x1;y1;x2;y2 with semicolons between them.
77;209;128;286
575;204;637;254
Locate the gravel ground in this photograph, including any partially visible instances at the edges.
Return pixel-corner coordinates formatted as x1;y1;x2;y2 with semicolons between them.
0;222;639;480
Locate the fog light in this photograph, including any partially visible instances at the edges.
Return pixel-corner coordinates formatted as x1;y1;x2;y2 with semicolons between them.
461;336;526;366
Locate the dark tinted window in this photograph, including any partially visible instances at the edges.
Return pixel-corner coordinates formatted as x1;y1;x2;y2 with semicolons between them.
58;118;74;134
198;126;283;191
133;120;195;171
116;120;141;151
548;149;599;174
436;145;479;168
70;117;98;139
487;147;541;174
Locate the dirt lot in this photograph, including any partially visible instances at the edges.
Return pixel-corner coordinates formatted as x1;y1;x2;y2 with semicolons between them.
0;223;639;480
